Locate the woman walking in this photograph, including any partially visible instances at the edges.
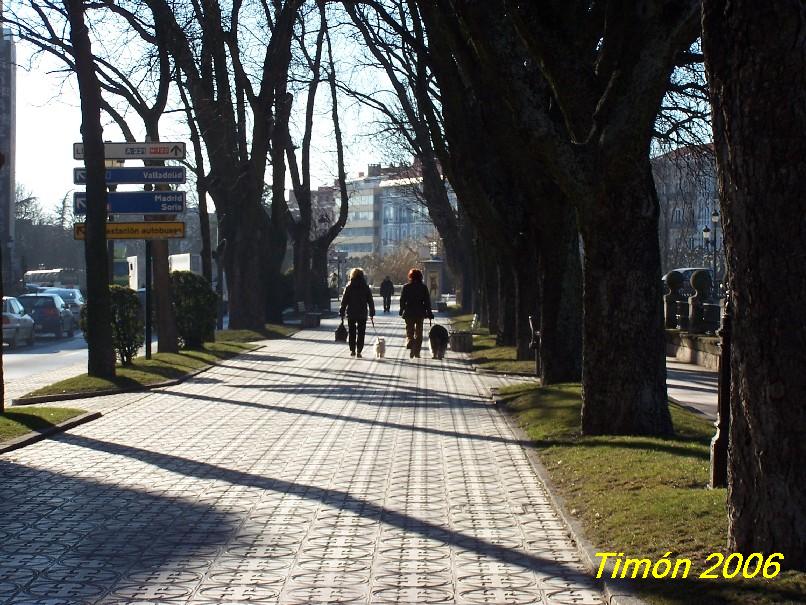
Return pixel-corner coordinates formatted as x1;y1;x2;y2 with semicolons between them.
399;268;434;358
339;268;375;357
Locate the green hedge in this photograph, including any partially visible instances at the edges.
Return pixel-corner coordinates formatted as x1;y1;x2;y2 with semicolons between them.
80;285;144;366
171;270;217;349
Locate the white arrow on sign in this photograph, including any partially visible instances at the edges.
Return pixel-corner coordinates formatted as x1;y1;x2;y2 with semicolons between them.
73;142;186;160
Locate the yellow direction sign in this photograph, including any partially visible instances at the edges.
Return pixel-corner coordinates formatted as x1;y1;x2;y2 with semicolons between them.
74;221;185;240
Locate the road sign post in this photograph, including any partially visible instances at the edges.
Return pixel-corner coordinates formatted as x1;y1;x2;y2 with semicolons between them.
73;141;188;360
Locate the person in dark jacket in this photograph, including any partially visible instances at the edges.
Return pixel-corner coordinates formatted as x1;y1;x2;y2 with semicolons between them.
399;268;433;358
339;268;375;357
379;276;395;312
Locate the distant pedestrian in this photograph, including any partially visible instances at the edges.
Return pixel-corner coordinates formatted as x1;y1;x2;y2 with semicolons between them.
339;268;375;358
399;268;433;358
379;276;395;312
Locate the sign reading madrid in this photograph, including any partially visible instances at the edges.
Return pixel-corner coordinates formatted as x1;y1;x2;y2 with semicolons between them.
73;222;186;240
73;191;185;215
73;166;186;185
73;142;186;160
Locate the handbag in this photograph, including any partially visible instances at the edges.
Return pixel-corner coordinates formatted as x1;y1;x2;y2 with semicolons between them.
335;320;348;342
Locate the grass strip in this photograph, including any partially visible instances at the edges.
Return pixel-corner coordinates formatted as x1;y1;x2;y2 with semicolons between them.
215;323;299;343
0;407;86;443
449;312;535;375
21;322;301;400
499;382;806;605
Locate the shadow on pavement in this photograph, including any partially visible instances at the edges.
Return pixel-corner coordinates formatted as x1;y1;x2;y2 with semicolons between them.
58;433;602;593
159;388;533;449
0;458;238;602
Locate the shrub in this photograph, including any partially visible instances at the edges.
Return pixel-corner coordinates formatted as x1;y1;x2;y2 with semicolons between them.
171;270;217;349
80;285;144;366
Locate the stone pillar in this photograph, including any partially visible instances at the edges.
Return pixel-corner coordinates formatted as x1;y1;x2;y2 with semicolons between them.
422;258;444;302
688;269;713;334
664;270;683;328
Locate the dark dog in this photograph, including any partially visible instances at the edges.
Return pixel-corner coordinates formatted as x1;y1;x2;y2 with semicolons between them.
428;324;450;359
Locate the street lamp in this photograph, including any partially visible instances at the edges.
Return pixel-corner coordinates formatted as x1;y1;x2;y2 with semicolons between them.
711;208;720;297
702;224;714;299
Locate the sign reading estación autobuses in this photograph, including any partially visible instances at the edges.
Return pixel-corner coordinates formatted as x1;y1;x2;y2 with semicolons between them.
73;222;186;240
73;142;186;160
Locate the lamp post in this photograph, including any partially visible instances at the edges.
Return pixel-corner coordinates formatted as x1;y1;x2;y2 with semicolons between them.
702;224;712;292
710;208;720;298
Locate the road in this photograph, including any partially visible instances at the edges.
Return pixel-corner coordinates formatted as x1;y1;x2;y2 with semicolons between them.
2;334;88;380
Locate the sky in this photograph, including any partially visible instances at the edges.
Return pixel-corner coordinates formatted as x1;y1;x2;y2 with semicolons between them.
13;40;385;215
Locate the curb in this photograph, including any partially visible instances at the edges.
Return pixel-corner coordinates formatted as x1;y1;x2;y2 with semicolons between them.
667;396;714;420
491;392;649;605
11;343;263;407
11;365;212;406
0;411;102;455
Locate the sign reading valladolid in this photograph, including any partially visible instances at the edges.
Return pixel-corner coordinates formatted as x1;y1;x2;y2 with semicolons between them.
73;142;186;160
73;191;185;215
73;166;186;185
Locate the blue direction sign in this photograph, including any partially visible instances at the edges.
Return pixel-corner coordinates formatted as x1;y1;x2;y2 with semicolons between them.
73;166;186;185
74;191;185;215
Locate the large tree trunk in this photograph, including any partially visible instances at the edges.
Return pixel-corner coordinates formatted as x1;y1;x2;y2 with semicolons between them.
514;238;539;362
459;212;475;313
539;202;583;384
292;229;312;306
703;0;806;570
0;151;3;411
225;203;273;330
148;179;178;353
579;169;671;436
309;242;330;311
497;263;515;346
151;239;178;352
65;0;115;378
478;243;497;334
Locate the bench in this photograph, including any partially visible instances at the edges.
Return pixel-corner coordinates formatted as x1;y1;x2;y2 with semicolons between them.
449;331;473;352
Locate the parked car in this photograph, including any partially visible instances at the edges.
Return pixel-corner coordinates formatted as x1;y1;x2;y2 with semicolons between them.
2;296;35;348
18;294;75;338
42;287;85;323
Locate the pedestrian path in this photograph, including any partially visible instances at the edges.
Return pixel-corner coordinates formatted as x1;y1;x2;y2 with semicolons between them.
0;312;604;604
666;357;718;420
3;360;87;403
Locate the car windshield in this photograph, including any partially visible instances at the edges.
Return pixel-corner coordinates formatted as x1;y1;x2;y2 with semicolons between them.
19;296;57;312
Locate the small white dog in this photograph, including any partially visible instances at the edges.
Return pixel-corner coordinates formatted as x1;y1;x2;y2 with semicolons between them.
374;337;386;358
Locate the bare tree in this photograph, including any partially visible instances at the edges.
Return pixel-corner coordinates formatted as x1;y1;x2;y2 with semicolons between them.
124;0;301;327
64;0;115;377
703;0;806;570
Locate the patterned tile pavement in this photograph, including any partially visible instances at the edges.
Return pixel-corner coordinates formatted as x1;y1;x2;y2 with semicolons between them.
0;312;604;604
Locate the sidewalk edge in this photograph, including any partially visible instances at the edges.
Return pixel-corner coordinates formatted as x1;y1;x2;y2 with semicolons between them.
11;343;263;407
492;395;649;605
0;411;102;455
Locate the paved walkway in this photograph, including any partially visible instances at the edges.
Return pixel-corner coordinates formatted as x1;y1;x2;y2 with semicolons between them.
666;358;718;421
0;312;603;604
